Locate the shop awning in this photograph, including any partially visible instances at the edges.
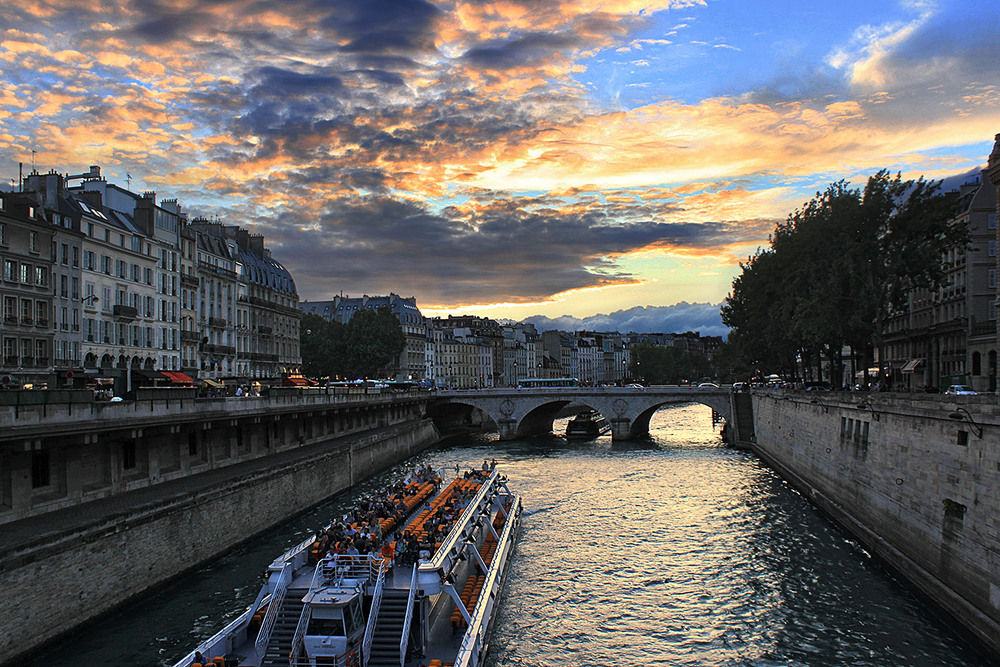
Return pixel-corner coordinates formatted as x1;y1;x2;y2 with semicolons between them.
901;358;925;373
132;369;167;382
201;378;225;388
283;376;317;386
161;371;196;385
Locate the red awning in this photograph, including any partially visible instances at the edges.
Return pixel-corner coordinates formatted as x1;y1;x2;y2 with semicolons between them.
283;376;316;386
161;370;196;385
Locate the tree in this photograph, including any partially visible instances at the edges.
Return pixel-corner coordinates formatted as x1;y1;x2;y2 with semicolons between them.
721;170;960;385
720;249;798;378
299;312;344;379
628;342;711;384
339;307;406;379
299;307;405;380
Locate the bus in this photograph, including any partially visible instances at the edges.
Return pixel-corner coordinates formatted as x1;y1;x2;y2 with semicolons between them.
518;377;579;388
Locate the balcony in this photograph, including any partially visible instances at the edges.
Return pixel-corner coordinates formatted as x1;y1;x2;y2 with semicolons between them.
197;260;237;279
3;356;17;366
37;318;49;328
209;316;228;328
257;325;273;334
20;317;33;325
180;330;201;342
203;343;236;356
248;352;279;362
180;273;200;288
4;315;18;325
113;305;138;321
35;356;49;367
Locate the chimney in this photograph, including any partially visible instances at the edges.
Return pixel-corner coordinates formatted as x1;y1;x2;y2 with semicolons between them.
249;233;265;256
133;192;155;235
236;228;250;252
79;190;103;211
22;170;64;210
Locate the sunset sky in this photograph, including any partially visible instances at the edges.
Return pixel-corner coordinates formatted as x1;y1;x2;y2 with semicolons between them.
2;0;999;332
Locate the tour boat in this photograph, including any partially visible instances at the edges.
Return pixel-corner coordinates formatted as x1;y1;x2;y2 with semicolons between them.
172;468;521;667
565;410;611;439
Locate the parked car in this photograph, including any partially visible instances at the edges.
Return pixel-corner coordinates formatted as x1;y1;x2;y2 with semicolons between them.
944;385;977;395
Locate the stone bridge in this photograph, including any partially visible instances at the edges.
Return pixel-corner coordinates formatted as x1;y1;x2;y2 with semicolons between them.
429;386;736;442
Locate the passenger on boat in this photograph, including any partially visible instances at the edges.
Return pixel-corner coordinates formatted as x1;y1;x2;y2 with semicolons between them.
192;651;206;666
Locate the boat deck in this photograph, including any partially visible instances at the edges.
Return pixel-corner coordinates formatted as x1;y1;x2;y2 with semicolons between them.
176;470;520;667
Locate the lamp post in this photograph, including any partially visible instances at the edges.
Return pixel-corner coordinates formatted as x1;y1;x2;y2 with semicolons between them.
513;360;518;387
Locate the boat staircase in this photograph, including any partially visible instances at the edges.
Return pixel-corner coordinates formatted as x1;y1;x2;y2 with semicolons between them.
259;588;308;667
366;588;412;667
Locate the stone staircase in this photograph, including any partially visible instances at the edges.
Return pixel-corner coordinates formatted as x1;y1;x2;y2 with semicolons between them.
733;392;756;444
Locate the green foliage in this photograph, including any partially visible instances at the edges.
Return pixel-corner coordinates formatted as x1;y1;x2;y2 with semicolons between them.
628;341;711;384
721;170;960;381
300;312;343;379
340;307;406;379
299;307;405;380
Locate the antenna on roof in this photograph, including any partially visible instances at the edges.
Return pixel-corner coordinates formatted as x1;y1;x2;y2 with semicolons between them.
31;149;36;172
126;173;132;190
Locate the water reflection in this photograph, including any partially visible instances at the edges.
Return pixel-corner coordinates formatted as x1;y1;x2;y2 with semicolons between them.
32;403;991;666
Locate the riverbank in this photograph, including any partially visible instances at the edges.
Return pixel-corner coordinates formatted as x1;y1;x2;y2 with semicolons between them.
0;418;439;666
750;391;1000;657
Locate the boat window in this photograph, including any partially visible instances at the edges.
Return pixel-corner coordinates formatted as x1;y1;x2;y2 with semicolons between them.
345;599;364;635
307;617;345;637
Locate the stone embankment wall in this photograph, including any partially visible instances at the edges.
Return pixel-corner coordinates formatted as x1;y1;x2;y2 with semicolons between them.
752;392;999;656
0;418;439;666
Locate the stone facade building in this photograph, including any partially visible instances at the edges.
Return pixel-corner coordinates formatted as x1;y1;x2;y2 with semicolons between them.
2;167;300;392
880;139;1000;392
0;191;55;388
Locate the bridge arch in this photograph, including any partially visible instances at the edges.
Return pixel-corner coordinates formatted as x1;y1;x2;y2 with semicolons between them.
430;388;734;442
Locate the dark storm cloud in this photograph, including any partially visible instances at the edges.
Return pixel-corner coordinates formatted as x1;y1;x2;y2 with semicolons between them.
318;0;441;53
462;32;582;68
263;192;765;304
130;12;213;43
255;67;345;96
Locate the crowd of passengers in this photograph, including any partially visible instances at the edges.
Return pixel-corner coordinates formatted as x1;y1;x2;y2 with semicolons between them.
311;463;495;566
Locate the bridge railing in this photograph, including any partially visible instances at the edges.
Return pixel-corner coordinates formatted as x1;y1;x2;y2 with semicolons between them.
0;388;429;435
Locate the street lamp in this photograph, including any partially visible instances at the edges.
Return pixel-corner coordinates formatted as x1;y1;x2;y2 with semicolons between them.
513;360;518;387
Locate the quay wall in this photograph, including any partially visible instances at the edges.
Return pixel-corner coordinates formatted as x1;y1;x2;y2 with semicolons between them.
751;391;1000;656
0;417;439;666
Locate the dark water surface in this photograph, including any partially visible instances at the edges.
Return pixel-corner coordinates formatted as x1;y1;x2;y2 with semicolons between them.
34;404;991;666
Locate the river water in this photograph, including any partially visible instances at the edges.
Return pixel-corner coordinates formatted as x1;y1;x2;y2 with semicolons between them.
34;404;991;666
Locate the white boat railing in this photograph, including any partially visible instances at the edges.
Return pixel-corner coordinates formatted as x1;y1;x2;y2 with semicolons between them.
255;559;292;658
310;553;375;590
398;565;418;667
362;560;387;666
288;602;312;667
453;494;522;667
418;471;503;595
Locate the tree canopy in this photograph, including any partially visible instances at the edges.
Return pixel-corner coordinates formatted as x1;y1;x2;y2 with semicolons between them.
628;341;712;385
721;170;961;385
300;307;405;380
